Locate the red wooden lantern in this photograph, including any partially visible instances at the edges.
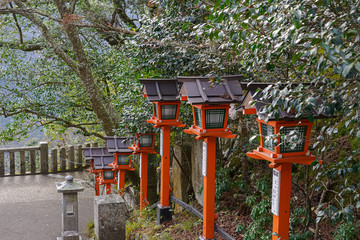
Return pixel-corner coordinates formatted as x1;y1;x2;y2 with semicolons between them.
82;147;117;195
240;82;328;240
140;78;186;221
105;136;136;196
178;75;243;240
128;133;157;154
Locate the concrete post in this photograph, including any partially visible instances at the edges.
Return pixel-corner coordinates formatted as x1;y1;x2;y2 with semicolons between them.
94;194;127;240
56;175;84;240
40;142;49;174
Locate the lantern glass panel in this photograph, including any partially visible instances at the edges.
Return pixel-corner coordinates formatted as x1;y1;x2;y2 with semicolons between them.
261;123;275;151
205;109;226;129
154;104;159;118
139;135;153;148
117;155;129;165
104;171;114;180
280;126;307;153
194;107;202;128
161;104;177;120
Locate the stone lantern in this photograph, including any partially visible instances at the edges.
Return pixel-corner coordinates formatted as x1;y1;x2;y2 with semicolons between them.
56;175;84;240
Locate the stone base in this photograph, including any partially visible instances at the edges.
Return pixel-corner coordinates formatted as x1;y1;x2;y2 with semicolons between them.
57;231;82;240
156;204;173;224
94;194;127;240
198;236;215;240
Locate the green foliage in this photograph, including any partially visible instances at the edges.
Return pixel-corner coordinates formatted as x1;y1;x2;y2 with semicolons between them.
333;221;360;240
215;167;232;201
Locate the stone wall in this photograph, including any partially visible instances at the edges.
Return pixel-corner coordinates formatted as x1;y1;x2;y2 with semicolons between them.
171;143;192;211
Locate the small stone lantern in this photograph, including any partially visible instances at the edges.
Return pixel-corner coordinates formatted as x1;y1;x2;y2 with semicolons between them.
56;175;84;240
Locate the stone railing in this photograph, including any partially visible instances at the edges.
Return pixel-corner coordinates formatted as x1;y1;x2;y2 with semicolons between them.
0;142;95;177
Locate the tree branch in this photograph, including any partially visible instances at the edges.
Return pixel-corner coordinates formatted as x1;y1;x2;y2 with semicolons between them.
6;1;80;75
0;41;43;51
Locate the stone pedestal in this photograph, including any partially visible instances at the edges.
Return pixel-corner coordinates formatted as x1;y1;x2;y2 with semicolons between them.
94;194;127;240
156;204;173;224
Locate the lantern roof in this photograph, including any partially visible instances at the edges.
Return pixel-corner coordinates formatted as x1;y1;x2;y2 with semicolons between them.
177;75;244;105
82;147;114;169
105;136;133;153
239;82;330;121
139;78;180;102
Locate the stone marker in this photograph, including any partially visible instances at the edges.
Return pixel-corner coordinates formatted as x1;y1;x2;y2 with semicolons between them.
56;175;84;240
94;194;127;240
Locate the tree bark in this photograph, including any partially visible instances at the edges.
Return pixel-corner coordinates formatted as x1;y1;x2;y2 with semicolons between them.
54;0;116;135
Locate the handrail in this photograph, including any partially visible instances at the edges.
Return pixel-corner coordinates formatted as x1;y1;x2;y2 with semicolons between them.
0;146;40;153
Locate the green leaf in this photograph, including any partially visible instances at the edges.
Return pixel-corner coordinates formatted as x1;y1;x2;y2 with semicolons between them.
356;201;360;209
355;62;360;72
214;0;221;8
344;206;354;215
342;62;354;77
292;18;301;29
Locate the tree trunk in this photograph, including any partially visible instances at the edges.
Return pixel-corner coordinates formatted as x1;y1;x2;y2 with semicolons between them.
54;0;116;136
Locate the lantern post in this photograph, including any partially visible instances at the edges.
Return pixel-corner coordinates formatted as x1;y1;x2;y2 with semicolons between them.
178;75;243;240
139;78;186;223
129;133;157;210
240;82;325;240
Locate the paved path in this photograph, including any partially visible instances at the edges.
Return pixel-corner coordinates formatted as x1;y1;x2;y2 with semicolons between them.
0;172;95;240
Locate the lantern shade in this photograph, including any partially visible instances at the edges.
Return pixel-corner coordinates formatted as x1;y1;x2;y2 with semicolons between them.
192;105;230;131
154;103;159;118
103;171;114;180
117;155;130;165
194;107;202;128
161;104;178;120
139;134;153;148
205;109;226;129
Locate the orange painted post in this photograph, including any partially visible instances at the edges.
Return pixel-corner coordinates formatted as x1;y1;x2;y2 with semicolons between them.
160;125;171;207
106;183;111;195
272;163;292;240
95;177;100;196
157;125;173;224
118;169;126;196
140;152;148;210
202;136;217;240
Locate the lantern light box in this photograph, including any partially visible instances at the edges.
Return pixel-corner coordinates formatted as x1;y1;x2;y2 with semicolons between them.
238;82;329;165
140;78;185;128
178;75;243;139
105;136;134;169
